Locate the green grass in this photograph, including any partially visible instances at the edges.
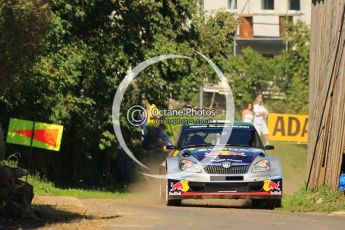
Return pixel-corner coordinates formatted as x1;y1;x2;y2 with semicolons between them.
268;142;345;212
27;175;127;199
269;141;308;194
281;186;345;212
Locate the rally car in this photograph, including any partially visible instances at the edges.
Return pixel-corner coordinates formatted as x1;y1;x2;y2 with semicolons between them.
160;121;282;208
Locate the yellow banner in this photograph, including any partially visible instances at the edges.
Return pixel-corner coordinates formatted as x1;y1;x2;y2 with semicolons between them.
268;113;308;143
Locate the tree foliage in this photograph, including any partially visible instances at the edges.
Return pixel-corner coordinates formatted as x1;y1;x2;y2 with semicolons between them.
281;21;310;114
0;0;238;185
224;47;279;109
0;0;51;87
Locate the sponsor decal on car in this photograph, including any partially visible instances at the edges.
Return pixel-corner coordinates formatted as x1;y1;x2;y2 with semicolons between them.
205;151;246;157
170;180;190;193
267;175;282;180
182;177;200;182
169;191;182;195
210;158;243;163
263;179;282;194
225;147;264;153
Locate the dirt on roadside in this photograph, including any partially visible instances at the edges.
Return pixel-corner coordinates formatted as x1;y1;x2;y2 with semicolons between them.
0;196;121;230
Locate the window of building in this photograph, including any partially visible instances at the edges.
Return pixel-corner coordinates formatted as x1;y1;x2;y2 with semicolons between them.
228;0;237;10
261;0;274;10
289;0;300;11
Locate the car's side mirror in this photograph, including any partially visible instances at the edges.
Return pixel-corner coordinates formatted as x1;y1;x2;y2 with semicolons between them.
265;145;274;150
166;145;176;150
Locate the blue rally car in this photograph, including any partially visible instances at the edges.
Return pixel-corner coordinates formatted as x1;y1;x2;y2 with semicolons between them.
160;121;282;208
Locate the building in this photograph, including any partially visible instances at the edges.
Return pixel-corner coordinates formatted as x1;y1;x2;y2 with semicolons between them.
202;0;311;56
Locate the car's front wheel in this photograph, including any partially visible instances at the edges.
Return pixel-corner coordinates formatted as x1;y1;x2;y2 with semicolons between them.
167;198;181;206
266;199;281;209
252;199;281;209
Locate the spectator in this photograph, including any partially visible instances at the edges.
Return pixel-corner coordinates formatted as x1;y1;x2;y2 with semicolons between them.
142;124;172;150
253;95;269;145
140;98;158;138
142;99;172;150
242;102;254;123
145;99;158;126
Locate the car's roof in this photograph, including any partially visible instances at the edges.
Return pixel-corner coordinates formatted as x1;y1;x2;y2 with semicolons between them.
183;120;254;128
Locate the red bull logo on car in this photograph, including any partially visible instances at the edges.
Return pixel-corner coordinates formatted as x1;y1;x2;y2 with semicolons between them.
170;180;190;193
263;179;281;193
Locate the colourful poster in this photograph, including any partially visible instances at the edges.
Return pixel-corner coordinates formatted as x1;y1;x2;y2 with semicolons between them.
6;118;64;151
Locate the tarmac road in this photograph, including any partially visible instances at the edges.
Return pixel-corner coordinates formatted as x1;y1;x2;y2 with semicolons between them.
26;195;345;230
83;198;345;230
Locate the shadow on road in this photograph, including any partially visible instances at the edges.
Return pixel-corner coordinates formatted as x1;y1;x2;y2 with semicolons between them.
180;199;278;210
0;204;121;230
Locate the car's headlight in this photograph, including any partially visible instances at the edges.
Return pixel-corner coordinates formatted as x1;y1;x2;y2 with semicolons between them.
180;159;202;173
252;160;270;173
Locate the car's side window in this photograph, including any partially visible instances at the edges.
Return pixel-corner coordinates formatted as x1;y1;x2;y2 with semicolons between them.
252;129;264;148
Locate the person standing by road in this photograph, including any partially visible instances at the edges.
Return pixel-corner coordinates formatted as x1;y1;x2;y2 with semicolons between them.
242;102;254;123
142;99;172;150
253;95;269;145
145;99;158;126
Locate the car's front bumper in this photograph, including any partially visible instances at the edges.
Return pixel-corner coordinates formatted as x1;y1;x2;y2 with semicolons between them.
168;178;282;200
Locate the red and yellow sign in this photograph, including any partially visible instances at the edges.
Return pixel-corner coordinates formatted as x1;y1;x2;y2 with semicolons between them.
268;113;308;143
6;118;63;151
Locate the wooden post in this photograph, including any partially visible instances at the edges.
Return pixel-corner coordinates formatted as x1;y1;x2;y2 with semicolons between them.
199;86;204;109
307;0;345;189
209;92;216;109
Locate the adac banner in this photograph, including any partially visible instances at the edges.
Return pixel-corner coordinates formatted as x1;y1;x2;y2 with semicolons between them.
268;113;308;143
6;118;64;151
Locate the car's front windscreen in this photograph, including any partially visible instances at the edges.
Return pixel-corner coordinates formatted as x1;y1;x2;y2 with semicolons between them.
178;125;263;149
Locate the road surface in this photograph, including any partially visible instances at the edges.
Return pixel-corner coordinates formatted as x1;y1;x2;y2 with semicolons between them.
25;194;344;230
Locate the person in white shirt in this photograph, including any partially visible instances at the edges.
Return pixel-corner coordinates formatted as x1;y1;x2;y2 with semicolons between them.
253;95;269;145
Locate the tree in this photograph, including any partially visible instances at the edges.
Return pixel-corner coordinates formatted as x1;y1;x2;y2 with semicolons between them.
0;1;238;185
0;0;51;87
281;21;310;114
223;47;279;110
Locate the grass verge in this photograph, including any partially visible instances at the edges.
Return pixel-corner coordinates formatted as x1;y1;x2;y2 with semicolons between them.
269;141;307;194
27;175;127;199
281;186;345;212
